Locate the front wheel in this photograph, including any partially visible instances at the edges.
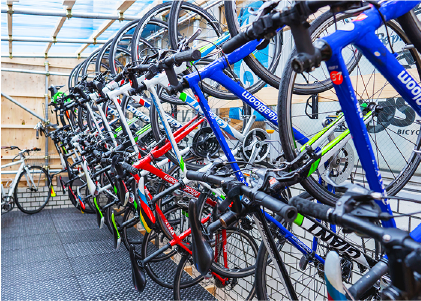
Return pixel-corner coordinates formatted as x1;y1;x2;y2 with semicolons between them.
14;166;51;214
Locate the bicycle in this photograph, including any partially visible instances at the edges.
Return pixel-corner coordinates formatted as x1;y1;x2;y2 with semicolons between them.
182;1;421;299
1;146;51;214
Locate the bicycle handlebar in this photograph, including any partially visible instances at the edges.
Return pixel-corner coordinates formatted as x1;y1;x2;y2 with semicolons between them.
289;196;421;252
221;1;361;72
186;171;297;221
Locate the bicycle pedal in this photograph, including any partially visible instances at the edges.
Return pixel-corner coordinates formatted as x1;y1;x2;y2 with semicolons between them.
204;271;213;280
299;255;309;270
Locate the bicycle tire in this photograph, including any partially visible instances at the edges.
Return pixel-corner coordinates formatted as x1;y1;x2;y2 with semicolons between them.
173;229;258;300
398;7;421;55
224;0;283;90
168;1;266;100
108;17;157;76
14;166;51;214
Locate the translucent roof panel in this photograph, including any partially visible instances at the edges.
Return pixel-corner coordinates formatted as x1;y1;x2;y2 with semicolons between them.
1;0;156;57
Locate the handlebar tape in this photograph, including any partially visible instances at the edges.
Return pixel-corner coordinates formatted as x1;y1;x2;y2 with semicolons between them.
289;196;331;221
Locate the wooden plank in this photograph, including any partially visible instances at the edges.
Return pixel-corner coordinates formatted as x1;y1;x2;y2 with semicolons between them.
1;125;42;129
2;57;82;69
183;266;193;276
117;0;136;12
7;3;12;56
205;285;216;295
62;0;76;7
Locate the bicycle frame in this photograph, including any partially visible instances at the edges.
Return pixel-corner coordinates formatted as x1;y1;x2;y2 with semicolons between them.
321;0;421;232
1;158;35;200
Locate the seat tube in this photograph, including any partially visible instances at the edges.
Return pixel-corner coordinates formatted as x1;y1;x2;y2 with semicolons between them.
325;52;396;228
189;83;247;185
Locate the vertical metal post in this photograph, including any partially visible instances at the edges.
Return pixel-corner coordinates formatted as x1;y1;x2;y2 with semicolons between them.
44;61;49;168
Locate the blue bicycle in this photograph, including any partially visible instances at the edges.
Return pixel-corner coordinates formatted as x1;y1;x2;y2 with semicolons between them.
173;1;421;300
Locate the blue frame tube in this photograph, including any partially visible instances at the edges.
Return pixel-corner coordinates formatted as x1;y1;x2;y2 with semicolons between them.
319;1;421;228
264;211;325;264
188;82;247;184
324;52;396;228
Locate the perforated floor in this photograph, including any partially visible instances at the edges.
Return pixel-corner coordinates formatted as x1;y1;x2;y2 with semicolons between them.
1;207;209;300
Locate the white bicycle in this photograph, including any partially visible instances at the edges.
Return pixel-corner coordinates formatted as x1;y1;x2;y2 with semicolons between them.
1;146;51;214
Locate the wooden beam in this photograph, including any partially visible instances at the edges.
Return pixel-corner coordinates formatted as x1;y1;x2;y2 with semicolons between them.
44;0;76;57
62;0;75;7
76;0;135;56
6;1;17;57
8;10;12;57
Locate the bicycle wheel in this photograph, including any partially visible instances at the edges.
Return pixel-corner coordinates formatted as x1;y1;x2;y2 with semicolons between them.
168;1;267;100
108;29;136;76
278;17;421;205
254;214;381;300
68;63;81;90
14;166;51;214
173;227;258;300
224;0;283;90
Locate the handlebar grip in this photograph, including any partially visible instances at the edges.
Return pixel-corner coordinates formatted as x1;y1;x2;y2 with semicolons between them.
64;101;77;110
133;64;151;72
249;189;297;222
186;171;208;182
348;261;388;299
119;162;138;175
186;171;232;185
165;49;202;65
74;85;89;101
289;196;332;221
222;32;250;54
208;210;238;233
102;144;124;158
151;182;182;203
101;158;112;165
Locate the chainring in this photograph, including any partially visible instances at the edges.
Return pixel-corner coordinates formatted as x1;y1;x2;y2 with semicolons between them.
192;127;220;158
319;142;354;184
241;128;270;162
1;196;15;213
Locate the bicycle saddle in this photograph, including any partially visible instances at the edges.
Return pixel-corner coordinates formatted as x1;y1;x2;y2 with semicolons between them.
188;196;214;275
48;85;65;97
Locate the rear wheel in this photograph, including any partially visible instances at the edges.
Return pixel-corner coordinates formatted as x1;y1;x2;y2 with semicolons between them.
14;166;51;214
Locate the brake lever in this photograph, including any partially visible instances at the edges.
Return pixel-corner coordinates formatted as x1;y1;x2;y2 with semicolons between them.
252;0;282;19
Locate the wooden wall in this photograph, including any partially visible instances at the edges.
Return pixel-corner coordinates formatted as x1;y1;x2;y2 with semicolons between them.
1;57;84;181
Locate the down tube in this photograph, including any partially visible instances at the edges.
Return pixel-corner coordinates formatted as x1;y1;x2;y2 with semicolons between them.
207;69;309;145
189;83;247;184
325;52;395;228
